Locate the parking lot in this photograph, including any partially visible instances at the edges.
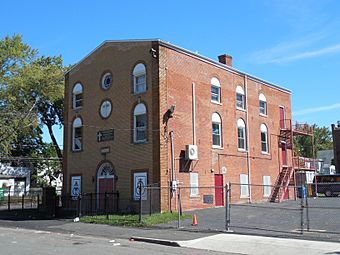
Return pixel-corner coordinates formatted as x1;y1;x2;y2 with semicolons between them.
162;197;340;242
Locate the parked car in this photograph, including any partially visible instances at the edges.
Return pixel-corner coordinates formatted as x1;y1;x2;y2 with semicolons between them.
313;175;340;197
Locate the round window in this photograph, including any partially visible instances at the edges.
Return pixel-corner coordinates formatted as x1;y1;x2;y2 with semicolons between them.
100;100;112;119
101;73;112;90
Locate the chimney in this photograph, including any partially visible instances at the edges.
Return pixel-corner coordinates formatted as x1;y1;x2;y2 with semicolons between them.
218;54;233;67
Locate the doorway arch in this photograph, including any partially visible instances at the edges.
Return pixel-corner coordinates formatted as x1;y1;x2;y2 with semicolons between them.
96;162;116;210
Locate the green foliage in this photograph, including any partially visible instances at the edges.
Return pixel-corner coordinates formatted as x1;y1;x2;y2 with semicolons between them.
294;124;333;158
0;34;65;162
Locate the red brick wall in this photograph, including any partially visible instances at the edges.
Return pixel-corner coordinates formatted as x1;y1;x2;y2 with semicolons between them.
159;45;292;210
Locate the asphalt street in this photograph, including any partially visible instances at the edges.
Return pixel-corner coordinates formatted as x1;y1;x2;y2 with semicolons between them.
0;226;233;255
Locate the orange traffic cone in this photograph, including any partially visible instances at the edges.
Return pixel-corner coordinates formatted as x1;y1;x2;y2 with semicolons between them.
192;214;198;226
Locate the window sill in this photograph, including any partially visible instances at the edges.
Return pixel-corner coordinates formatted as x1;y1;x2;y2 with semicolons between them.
132;91;147;96
212;146;224;150
238;148;247;153
72;107;82;111
211;100;222;105
72;149;83;153
261;151;270;155
236;107;246;112
240;196;249;199
190;195;200;198
133;141;148;145
259;113;268;117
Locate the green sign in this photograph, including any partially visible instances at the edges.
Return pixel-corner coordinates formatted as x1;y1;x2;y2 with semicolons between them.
0;188;4;201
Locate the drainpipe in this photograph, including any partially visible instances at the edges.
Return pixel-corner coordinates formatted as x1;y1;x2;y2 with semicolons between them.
245;75;252;203
169;130;176;211
192;82;196;146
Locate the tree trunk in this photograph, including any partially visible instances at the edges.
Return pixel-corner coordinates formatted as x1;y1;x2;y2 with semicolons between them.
47;124;63;167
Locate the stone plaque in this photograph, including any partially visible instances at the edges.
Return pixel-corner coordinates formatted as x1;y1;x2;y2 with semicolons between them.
97;129;114;142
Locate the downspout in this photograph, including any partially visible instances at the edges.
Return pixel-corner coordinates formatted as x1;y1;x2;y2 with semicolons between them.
170;130;176;211
192;82;196;146
245;75;252;203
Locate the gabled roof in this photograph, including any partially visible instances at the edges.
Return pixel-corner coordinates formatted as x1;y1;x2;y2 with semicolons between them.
66;39;291;94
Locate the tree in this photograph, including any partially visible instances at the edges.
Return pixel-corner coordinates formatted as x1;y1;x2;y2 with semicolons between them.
294;125;333;158
0;35;65;166
0;35;38;156
13;56;65;161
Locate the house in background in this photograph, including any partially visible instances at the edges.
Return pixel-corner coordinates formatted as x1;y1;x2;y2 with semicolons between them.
317;149;335;174
63;39;315;212
0;163;31;195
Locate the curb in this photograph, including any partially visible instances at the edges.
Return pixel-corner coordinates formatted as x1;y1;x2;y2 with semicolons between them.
130;236;181;247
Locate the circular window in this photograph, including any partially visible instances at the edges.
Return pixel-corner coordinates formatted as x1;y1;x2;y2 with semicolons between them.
101;73;112;90
100;100;112;119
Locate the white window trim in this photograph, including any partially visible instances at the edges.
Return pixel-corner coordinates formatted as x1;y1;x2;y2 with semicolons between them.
237;119;247;151
211;77;221;103
261;124;269;154
72;118;82;152
236;93;245;110
259;94;267;116
263;176;271;197
133;63;146;94
133;103;147;143
212;113;222;148
72;83;83;109
190;172;199;197
240;174;249;198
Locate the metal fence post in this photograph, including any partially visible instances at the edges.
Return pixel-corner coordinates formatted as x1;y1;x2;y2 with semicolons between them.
8;188;11;211
305;185;310;231
229;182;231;226
177;187;181;229
300;186;304;235
139;184;142;223
149;185;152;216
105;192;108;220
37;194;40;211
22;194;25;211
225;184;230;231
78;195;82;217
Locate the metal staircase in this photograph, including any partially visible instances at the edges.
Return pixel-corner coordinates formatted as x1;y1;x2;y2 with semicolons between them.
269;167;293;203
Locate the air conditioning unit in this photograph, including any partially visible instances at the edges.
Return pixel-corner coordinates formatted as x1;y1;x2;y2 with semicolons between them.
185;145;198;160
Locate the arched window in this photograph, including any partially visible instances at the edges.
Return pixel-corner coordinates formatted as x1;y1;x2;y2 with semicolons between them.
237;119;246;150
72;83;83;109
212;113;222;147
261;124;269;153
72;117;83;151
133;103;147;143
133;63;146;94
259;93;267;115
211;77;221;103
236;86;245;110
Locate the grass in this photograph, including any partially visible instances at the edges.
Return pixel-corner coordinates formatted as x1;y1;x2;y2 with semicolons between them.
80;212;192;227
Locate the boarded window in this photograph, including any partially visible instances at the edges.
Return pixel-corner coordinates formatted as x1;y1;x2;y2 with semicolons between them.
240;174;249;198
190;172;199;196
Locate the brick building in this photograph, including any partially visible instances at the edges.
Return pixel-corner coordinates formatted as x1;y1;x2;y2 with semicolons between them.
63;39;311;212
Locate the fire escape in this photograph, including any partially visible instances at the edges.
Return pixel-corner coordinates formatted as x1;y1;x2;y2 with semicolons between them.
269;119;315;203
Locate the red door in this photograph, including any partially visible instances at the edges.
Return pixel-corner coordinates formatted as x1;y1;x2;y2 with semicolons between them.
99;178;114;210
279;107;285;129
214;174;224;206
281;142;288;166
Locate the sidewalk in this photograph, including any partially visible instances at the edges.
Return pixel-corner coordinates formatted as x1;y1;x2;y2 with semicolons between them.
177;233;340;255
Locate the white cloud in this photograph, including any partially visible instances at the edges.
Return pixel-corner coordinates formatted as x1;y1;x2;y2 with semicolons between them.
294;103;340;116
264;43;340;64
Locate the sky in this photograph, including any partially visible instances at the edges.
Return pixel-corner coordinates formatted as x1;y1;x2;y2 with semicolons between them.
1;0;340;147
